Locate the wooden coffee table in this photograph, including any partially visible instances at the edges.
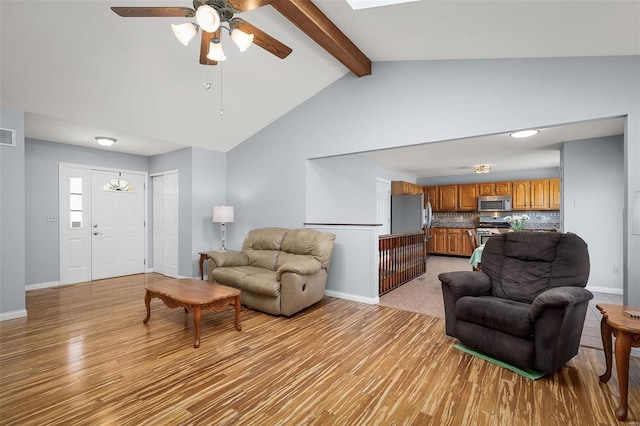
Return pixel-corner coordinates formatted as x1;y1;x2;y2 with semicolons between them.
144;278;241;348
597;303;640;421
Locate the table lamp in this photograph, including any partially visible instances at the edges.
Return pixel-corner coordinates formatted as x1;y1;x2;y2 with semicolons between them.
213;205;234;250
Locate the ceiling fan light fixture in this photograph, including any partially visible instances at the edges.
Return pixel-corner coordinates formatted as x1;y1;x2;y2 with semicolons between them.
171;22;197;46
95;136;117;147
231;28;254;52
510;129;539;138
207;40;226;61
195;5;220;33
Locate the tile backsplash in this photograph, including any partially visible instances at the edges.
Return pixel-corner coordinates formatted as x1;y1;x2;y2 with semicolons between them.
432;211;561;231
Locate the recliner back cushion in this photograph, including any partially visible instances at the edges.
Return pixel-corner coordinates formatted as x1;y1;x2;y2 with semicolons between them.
482;232;590;303
242;227;287;251
247;250;280;271
280;228;336;269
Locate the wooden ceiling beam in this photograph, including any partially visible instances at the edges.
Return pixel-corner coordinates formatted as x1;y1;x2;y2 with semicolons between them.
271;0;372;77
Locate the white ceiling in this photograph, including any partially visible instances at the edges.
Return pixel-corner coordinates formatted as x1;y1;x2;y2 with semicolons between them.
1;1;638;174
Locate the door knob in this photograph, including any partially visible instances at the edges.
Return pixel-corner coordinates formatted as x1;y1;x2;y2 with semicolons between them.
93;224;98;228
93;232;102;236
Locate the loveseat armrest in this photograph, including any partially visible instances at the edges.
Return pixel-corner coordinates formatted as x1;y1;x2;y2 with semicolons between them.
438;271;492;299
208;250;249;268
276;259;321;281
530;287;593;322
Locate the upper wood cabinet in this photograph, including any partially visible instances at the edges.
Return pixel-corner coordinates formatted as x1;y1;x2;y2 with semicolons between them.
458;184;479;211
391;181;422;195
423;186;438;210
438;185;458;211
512;178;561;210
479;181;512;196
550;178;561;210
512;180;531;210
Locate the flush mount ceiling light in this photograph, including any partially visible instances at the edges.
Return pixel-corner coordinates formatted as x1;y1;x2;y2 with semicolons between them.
510;129;540;138
95;136;117;147
474;164;491;174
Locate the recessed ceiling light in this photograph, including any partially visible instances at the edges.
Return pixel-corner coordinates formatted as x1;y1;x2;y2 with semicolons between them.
510;129;539;138
95;136;117;147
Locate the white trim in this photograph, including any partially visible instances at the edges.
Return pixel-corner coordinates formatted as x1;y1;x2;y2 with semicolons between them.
150;169;179;177
26;281;60;291
586;285;623;295
325;290;379;305
0;309;27;321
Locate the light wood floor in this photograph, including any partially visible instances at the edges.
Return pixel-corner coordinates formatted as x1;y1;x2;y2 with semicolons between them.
1;273;639;425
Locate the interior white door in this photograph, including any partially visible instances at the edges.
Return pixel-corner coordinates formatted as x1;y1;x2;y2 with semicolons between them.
152;172;179;278
91;170;145;280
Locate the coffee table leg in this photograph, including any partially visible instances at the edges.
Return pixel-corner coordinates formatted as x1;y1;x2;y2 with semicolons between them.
599;317;613;382
193;305;202;348
234;296;242;331
143;290;152;324
614;331;631;421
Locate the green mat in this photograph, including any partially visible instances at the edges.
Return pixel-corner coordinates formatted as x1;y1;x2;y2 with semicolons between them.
453;343;545;380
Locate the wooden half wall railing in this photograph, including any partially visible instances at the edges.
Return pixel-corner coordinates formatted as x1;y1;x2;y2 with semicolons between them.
379;231;427;296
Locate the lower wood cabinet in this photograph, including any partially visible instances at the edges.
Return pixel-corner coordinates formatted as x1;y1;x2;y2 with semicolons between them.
430;228;474;256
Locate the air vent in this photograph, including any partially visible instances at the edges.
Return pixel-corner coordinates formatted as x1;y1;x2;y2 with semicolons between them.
0;128;16;147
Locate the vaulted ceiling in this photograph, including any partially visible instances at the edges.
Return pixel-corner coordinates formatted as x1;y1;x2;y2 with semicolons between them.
1;1;638;175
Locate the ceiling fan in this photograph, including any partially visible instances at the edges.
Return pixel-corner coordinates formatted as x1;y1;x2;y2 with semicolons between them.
111;0;293;65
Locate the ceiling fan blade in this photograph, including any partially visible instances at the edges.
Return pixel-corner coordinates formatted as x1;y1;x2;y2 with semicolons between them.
233;19;292;59
111;7;195;18
200;31;218;66
226;0;276;13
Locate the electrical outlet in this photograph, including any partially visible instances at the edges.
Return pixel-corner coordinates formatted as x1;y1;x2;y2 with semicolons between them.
47;215;56;222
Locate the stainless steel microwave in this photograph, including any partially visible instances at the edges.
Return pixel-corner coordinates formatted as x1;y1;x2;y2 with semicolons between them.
478;195;512;212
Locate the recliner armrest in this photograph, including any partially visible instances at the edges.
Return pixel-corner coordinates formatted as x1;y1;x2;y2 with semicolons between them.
530;287;594;322
276;259;322;281
208;250;249;268
438;271;492;299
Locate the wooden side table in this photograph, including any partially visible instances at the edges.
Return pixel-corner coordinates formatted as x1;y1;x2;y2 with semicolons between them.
198;252;210;280
597;303;640;421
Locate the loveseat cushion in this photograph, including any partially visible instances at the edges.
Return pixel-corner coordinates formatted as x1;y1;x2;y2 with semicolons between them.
455;296;533;339
211;266;265;289
248;250;280;271
241;270;280;297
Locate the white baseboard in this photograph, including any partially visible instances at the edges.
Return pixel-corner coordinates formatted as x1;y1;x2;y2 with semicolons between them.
26;281;60;291
586;285;623;295
0;309;27;321
325;289;379;305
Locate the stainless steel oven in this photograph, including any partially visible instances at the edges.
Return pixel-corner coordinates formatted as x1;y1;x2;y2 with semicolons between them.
476;215;511;245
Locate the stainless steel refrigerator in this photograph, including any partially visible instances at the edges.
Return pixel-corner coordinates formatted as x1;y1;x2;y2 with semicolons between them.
391;194;426;234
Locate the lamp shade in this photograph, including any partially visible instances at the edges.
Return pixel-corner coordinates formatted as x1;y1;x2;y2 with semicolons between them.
213;205;234;223
207;40;226;61
171;22;197;46
231;28;254;52
195;5;220;33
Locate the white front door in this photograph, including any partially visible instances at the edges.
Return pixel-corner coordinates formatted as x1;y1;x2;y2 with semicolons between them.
152;172;179;278
91;170;146;280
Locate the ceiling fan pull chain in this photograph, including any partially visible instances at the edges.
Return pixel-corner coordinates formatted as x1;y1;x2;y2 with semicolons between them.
219;61;224;116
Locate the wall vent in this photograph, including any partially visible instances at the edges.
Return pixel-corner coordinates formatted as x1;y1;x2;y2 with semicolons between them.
0;128;16;147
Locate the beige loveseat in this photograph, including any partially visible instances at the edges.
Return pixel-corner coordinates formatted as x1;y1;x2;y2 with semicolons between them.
206;227;336;316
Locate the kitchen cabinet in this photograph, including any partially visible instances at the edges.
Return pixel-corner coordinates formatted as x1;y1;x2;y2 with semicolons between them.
438;185;458;211
391;181;422;195
479;181;512;196
550;178;561;210
423;186;438;210
458;184;479;211
430;228;474;256
512;178;560;211
512;180;531;210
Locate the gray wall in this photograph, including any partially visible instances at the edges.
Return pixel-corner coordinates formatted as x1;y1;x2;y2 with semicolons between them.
563;136;624;291
227;56;640;306
149;147;227;277
24;139;149;285
0;107;26;317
